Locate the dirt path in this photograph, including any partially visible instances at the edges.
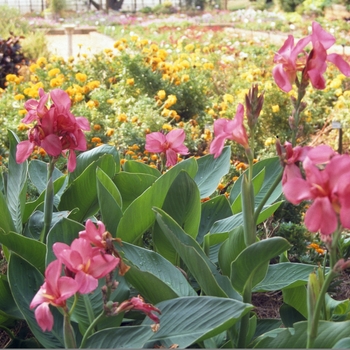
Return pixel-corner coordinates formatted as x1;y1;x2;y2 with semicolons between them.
46;31;116;61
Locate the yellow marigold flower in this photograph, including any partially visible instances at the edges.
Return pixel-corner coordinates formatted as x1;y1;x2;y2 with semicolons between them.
203;62;214;70
18;109;27;116
158;49;168;60
272;105;280;113
162;123;172;131
150;43;158;52
130;35;139;41
223;94;234;103
76;72;87;83
36;57;47;67
92;137;102;143
164;94;177;108
17;122;30;131
151;154;158;161
93;124;102;131
161;108;171;117
74;93;84;103
48;68;60;77
29;63;39;73
6;74;17;82
86;80;100;91
184;43;194;52
126;78;135;86
140;39;149;46
232;176;239;182
217;183;225;191
14;94;25;101
131;116;138;123
330;78;342;89
157;90;166;100
264;137;275;147
130;144;140;151
181;74;190;83
118;113;128;122
105;128;114;137
236;162;248;171
162;74;170;81
335;88;343;97
117;45;125;51
120;158;127;166
125;150;135;156
107;98;115;104
50;77;64;88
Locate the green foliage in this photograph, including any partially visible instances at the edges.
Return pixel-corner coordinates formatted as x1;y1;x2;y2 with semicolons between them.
276;0;305;12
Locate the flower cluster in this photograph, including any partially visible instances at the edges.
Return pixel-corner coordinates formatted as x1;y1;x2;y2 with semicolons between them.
273;22;350;92
279;143;350;238
16;88;90;172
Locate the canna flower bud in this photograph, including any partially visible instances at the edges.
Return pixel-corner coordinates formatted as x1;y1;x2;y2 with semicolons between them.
245;84;264;130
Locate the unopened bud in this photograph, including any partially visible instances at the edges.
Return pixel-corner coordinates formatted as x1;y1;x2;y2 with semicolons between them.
245;84;264;130
307;272;320;320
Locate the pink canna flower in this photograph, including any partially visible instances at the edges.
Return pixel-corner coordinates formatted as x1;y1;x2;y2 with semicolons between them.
145;129;189;167
16;88;90;172
282;147;350;236
53;238;120;294
30;259;79;332
210;103;249;158
303;22;350;89
116;295;161;323
273;35;311;92
79;219;106;249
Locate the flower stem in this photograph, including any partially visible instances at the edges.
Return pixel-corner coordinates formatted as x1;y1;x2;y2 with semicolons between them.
39;158;56;243
79;311;105;349
63;311;77;349
237;280;252;348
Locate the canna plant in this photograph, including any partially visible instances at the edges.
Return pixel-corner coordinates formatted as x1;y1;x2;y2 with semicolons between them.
0;20;350;350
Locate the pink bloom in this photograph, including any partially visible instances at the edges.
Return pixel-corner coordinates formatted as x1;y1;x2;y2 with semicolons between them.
16;88;90;172
79;219;107;249
117;295;161;323
210;104;249;158
30;260;79;332
53;238;120;294
282;148;350;236
303;23;350;89
273;35;311;92
145;129;189;167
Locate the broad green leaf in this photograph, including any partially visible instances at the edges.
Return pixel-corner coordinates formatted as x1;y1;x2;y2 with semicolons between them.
333;338;350;348
0;191;16;234
153;171;201;264
194;146;231;198
8;254;64;348
253;320;350;348
96;168;123;235
123;160;161;177
218;226;246;277
7;130;27;233
28;160;63;194
229;157;283;210
253;319;282;340
143;296;252;348
84;325;154;348
231;168;265;214
23;175;67;223
46;217;85;265
256;201;283;225
85;297;252;349
24;210;70;241
69;144;120;183
0;274;23;319
116;157;197;243
325;294;350;321
59;154;116;222
231;237;291;294
113;172;157;211
154;208;240;299
0;230;45;273
197;195;232;244
282;285;308;318
279;303;306;327
253;263;325;292
119;242;197;304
